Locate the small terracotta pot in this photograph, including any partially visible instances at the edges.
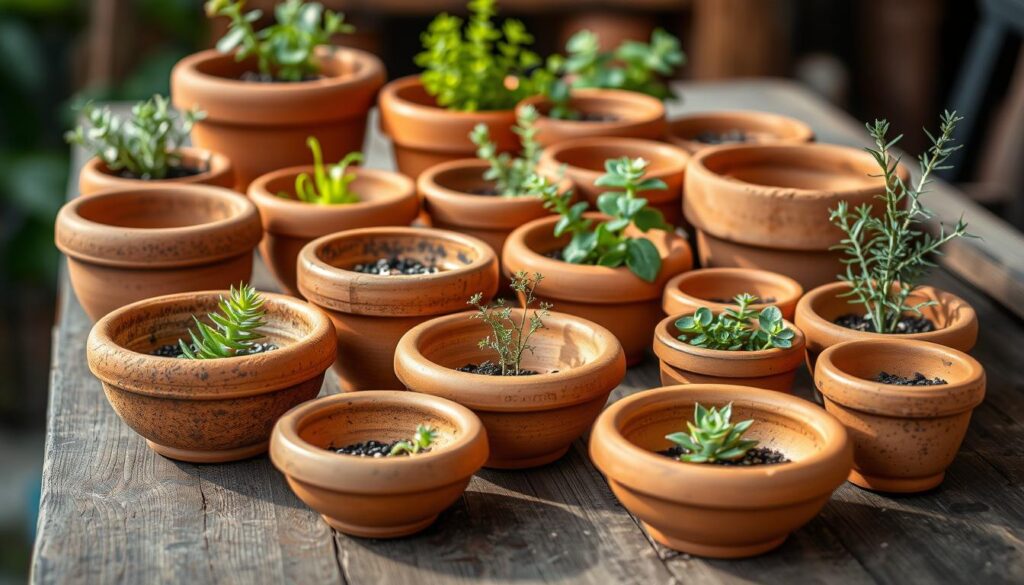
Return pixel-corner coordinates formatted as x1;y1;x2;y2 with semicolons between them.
537;137;689;226
517;89;667;147
270;390;488;537
55;185;262;321
590;385;852;558
815;339;985;493
379;75;518;179
171;47;385;188
666;110;814;155
662;268;803;320
79;146;235;195
248;165;419;295
502;213;693;365
297;227;499;391
394;310;626;469
87;290;336;463
653;314;806;392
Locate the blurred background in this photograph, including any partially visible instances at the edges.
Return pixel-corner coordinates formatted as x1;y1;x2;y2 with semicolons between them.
0;0;1021;581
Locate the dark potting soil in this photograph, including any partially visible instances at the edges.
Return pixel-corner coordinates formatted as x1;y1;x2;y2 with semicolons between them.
352;257;440;276
239;71;321;83
658;445;790;466
468;186;503;196
707;296;777;304
330;440;426;458
457;361;542;376
150;342;279;358
694;129;749;145
115;165;205;181
833;313;935;334
875;371;948;386
575;112;619;122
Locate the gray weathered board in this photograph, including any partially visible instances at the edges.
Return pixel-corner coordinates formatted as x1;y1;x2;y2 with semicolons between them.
33;80;1024;584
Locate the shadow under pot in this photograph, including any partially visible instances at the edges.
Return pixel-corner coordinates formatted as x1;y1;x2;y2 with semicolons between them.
79;146;236;195
516;88;667;148
87;290;336;463
55;185;262;321
394;310;626;469
248;165;419;296
270;390;488;538
814;339;985;493
297;227;500;392
662;267;804;320
666;110;814;155
589;384;852;558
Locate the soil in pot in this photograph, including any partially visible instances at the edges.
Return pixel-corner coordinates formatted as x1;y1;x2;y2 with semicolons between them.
659;446;790;466
79;147;236;195
457;361;540;376
516;88;667;148
666;111;814;155
875;371;946;385
833;313;935;334
352;257;439;275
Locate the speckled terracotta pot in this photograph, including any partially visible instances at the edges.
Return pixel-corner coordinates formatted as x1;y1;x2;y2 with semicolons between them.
516;88;667;147
662;268;803;320
79;146;235;195
815;339;985;493
590;385;852;558
249;165;418;295
297;227;499;391
666;110;814;155
55;185;262;321
395;310;626;469
270;390;488;537
87;290;336;463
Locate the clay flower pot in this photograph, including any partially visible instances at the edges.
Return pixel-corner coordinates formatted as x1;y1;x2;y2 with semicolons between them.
379;75;518;179
517;89;667;148
666;110;814;155
171;47;385;188
537;137;690;226
653;314;806;392
590;384;852;558
502;214;693;365
662;268;803;320
270;390;488;537
297;227;499;391
815;339;985;493
394;310;626;469
79;146;235;195
248;166;419;295
55;185;262;321
87;290;336;463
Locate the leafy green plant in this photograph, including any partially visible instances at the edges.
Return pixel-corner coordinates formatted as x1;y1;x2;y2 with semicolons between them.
178;283;267;359
206;0;354;81
666;403;758;463
675;294;795;351
281;136;362;204
469;105;541;195
65;94;204;180
829;111;972;334
388;424;438;456
468;271;551;375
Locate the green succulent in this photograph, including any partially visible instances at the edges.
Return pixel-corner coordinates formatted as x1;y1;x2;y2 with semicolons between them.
389;424;438;456
178;283;267;359
283;137;362;204
666;403;758;463
469;105;541;195
675;293;794;351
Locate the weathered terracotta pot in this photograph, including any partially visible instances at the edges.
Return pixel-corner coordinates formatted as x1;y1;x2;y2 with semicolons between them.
590;385;852;558
249;165;418;295
536;137;689;226
55;185;262;321
815;339;985;493
270;390;488;537
297;227;499;391
87;290;336;463
503;214;693;365
666;110;814;155
172;47;385;188
662;268;803;320
79;146;235;195
394;310;626;469
516;88;667;147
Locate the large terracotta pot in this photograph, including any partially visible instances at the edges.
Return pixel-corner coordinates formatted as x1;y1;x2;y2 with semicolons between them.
662;268;803;320
502;214;693;365
171;47;385;188
79;146;235;195
297;227;499;391
666;110;814;155
55;185;262;321
394;310;626;469
516;88;667;147
87;290;336;463
248;165;418;295
590;385;852;558
815;339;985;493
270;390;488;537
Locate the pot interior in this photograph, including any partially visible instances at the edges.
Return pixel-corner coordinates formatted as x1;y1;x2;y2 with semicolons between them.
314;232;481;272
810;286;961;330
826;341;975;384
537;95;651;122
193;50;361;81
76;190;241;229
675;271;798;305
430;165;495;194
97;150;213;177
670;116;801;144
702;148;881;191
552;144;684;175
265;171;405;204
295;399;462;453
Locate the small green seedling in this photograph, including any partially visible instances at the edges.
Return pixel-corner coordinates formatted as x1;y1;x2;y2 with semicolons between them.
389;424;438;456
178;283;267;359
675;294;794;351
666;403;758;463
469;105;541;195
283;137;362;204
468;271;551;376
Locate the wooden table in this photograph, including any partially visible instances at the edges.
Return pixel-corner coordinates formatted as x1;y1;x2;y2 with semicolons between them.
32;80;1024;584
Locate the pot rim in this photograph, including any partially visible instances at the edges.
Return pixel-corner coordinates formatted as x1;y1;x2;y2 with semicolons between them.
81;146;233;190
662;267;804;316
518;88;666;128
380;75;517;120
666;110;815;144
538;136;689;184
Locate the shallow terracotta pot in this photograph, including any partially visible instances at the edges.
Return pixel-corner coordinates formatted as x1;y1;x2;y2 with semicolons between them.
249;165;418;295
815;339;985;493
297;227;499;391
517;89;667;147
394;309;626;469
270;390;488;537
590;385;852;558
172;47;385;188
502;214;693;365
666;110;814;155
55;185;262;321
87;290;336;463
662;268;803;320
79;146;235;195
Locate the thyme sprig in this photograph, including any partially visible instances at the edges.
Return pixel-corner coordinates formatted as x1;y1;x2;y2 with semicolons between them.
468;271;551;376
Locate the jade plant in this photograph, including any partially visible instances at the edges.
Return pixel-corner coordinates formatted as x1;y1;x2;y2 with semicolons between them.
178;283;268;359
666;403;758;463
388;424;438;456
675;294;795;351
468;271;551;376
280;136;362;204
469;105;541;195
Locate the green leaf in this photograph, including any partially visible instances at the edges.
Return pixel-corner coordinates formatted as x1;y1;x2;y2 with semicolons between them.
625;238;661;282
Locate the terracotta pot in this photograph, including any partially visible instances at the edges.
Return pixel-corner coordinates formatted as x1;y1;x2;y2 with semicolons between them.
662;268;803;320
379;75;518;179
815;339;985;493
79;146;235;195
394;310;626;469
653;314;806;392
270;390;488;537
171;47;385;188
517;89;667;148
537;137;689;226
502;213;693;365
249;165;418;295
297;227;499;391
590;385;852;558
55;185;262;321
87;290;336;463
795;282;979;371
666;110;814;155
